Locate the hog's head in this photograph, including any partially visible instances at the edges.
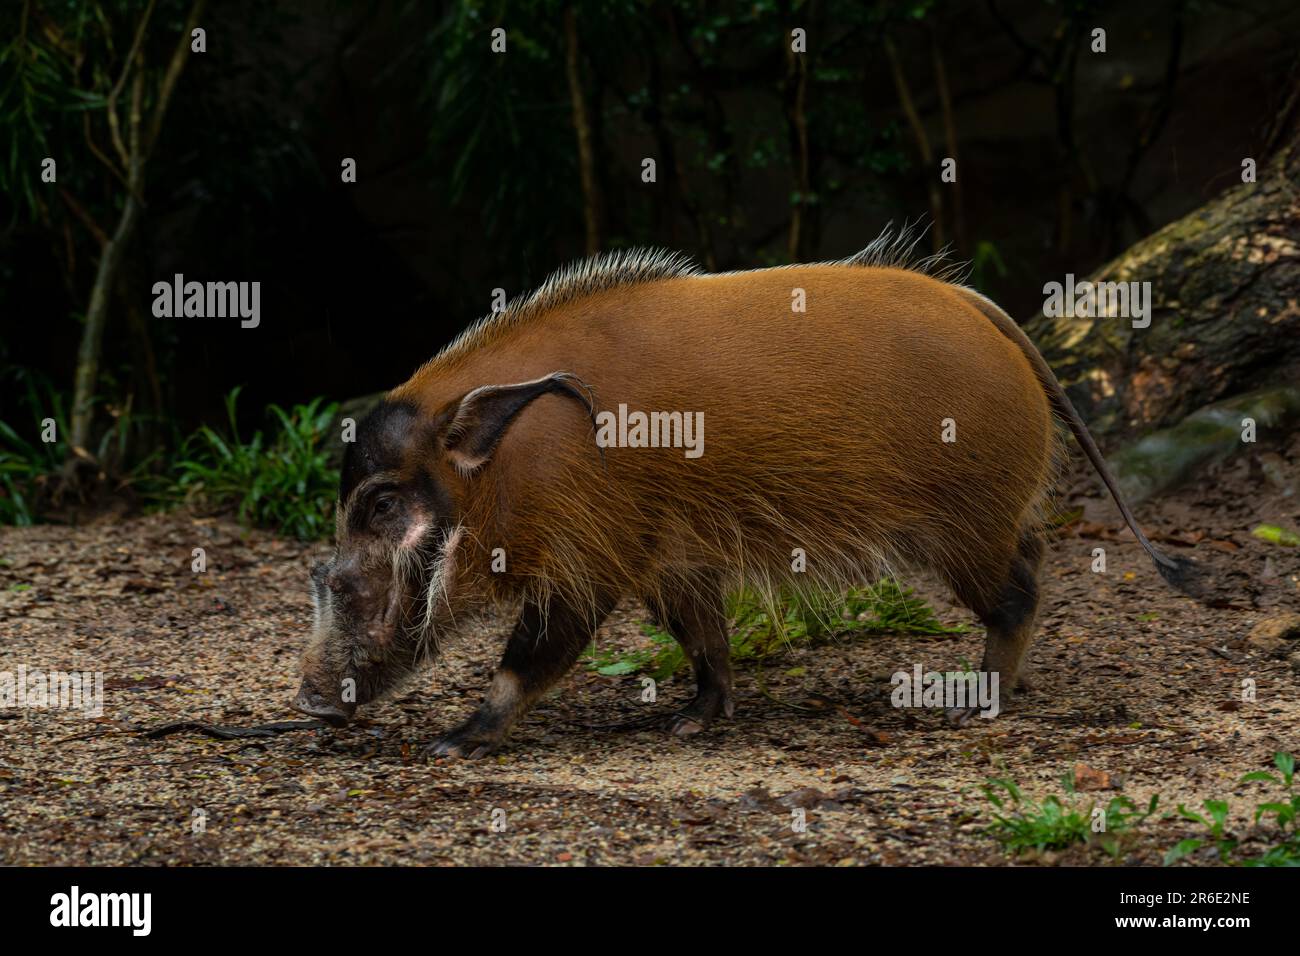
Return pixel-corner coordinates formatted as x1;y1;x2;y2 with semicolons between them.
292;372;597;726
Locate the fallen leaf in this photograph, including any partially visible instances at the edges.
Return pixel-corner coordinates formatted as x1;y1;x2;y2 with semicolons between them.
1073;762;1120;791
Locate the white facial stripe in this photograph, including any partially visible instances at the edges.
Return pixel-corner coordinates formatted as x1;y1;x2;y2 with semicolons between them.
401;517;429;551
421;525;465;641
311;578;335;639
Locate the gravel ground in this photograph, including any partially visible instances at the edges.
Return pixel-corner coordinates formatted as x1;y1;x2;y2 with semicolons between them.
1;441;1297;866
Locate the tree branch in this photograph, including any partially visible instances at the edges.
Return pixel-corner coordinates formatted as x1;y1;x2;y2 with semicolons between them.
784;29;811;261
885;35;944;250
128;61;144;182
83;111;130;191
564;7;602;256
145;0;208;159
105;0;157;169
930;29;964;251
58;188;108;248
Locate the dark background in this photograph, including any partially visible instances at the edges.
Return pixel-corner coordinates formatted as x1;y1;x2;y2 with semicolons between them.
4;0;1299;447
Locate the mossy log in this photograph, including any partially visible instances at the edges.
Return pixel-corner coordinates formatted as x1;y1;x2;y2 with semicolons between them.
1025;126;1300;441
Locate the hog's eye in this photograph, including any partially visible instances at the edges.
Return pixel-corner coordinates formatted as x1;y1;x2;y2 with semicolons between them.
372;496;395;519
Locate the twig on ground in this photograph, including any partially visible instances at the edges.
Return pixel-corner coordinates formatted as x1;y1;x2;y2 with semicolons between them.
141;719;326;740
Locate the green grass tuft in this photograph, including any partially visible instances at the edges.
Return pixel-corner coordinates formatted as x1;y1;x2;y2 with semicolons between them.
981;777;1157;858
0;372;69;525
160;387;339;541
980;752;1299;865
588;579;966;680
1166;751;1300;867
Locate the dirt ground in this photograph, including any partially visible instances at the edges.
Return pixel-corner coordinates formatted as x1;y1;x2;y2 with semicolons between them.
2;438;1298;867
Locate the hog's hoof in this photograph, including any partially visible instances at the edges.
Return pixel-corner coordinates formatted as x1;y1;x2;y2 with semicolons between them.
424;724;503;760
668;689;735;737
669;715;706;737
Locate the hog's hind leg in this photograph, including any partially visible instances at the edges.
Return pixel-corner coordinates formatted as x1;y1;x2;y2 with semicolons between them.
944;528;1044;727
646;570;735;737
426;591;616;759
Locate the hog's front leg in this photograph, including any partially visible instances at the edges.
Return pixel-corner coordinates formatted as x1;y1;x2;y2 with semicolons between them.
425;592;616;759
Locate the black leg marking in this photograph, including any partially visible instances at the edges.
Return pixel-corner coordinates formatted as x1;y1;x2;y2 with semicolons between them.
646;571;735;737
426;591;616;759
946;530;1044;727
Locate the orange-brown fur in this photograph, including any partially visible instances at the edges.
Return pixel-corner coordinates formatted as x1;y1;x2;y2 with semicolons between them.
296;229;1201;751
391;263;1055;623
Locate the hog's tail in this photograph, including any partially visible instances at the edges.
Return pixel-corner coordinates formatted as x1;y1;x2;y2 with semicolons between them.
957;288;1206;598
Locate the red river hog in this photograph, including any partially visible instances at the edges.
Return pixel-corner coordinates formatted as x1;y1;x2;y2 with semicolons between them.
293;225;1199;757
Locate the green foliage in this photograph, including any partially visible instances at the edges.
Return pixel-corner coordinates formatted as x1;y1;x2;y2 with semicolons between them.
587;625;677;679
2;1;318;499
728;578;964;651
0;374;66;525
981;777;1159;858
980;752;1300;865
0;378;342;539
1166;752;1300;867
0;2;90;220
588;578;965;680
1165;800;1233;865
410;0;908;275
968;239;1009;293
1251;524;1300;547
415;0;583;277
161;387;339;540
0;0;196;223
0;367;165;524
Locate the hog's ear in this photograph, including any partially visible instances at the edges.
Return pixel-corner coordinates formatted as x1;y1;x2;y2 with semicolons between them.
441;372;598;474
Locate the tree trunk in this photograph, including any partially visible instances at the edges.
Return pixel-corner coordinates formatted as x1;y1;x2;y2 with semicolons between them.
784;29;811;262
884;37;944;251
564;8;602;257
930;32;964;252
1025;121;1300;441
69;193;141;458
63;0;206;474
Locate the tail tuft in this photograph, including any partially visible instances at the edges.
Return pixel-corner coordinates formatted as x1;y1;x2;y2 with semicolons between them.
1153;550;1208;599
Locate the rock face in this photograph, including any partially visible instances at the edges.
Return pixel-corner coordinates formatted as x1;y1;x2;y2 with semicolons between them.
1250;613;1300;644
1108;387;1300;505
1247;612;1300;660
1024;124;1300;442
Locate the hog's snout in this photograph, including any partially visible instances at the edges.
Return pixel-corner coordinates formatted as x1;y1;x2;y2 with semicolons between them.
313;559;381;609
293;679;356;727
321;562;357;596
